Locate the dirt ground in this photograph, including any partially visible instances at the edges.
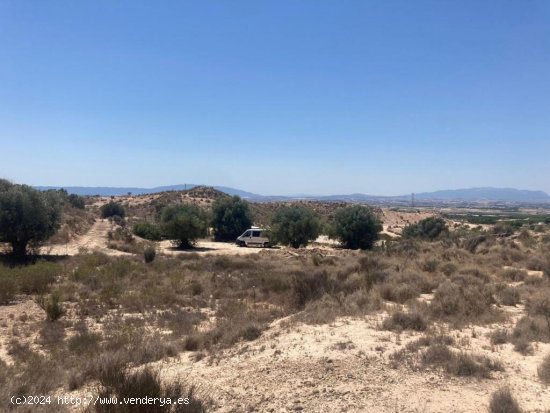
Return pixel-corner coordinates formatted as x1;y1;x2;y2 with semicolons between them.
40;207;434;258
153;311;550;413
42;219;130;256
41;220;350;258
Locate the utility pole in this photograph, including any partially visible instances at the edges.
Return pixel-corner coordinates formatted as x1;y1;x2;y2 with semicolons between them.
411;193;416;208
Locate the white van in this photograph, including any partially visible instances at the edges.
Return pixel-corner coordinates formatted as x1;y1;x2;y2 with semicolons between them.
236;228;271;247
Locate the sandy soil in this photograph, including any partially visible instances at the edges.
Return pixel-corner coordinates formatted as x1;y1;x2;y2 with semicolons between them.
3;297;549;412
158;240;272;256
0;299;44;365
42;219;130;256
381;209;434;237
155;311;550;413
41;219;342;258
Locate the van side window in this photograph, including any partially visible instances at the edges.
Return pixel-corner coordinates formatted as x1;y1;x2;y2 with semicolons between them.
252;231;261;237
243;231;251;237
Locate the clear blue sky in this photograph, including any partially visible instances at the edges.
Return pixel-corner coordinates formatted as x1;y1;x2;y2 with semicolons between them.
1;1;549;195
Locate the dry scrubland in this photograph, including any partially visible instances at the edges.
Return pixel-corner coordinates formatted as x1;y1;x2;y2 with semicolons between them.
1;190;550;412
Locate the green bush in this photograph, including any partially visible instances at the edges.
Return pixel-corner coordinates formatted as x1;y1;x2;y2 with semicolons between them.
271;206;320;248
331;205;382;250
0;184;61;256
161;204;208;249
211;196;252;241
402;217;448;240
133;221;162;241
100;201;125;219
68;193;86;209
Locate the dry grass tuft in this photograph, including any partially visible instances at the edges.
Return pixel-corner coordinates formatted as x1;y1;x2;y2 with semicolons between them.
489;387;523;413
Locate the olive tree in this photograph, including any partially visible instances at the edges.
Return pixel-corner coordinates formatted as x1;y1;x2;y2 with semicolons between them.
402;216;448;240
211;196;252;241
100;201;125;218
331;205;382;249
0;183;61;257
161;204;208;249
271;206;320;248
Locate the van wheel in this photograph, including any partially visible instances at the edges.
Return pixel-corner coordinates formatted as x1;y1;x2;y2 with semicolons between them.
263;242;270;248
239;241;246;247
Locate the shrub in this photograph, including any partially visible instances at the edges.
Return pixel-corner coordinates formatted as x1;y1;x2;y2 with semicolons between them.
422;343;503;378
0;184;61;257
37;292;64;321
489;387;523;413
68;193;86;209
68;329;101;353
430;279;498;325
463;235;487;253
143;246;156;263
133;221;162;241
493;223;515;236
378;283;419;303
161;204;208;249
402;217;448;240
95;367;207;413
382;311;428;332
0;273;16;304
513;338;533;355
211;196;252;241
526;292;550;334
271;206;320;248
292;271;334;308
538;353;550;384
100;201;125;219
498;286;521;306
16;261;60;294
510;316;550;349
501;268;527;282
330;205;382;250
489;329;509;345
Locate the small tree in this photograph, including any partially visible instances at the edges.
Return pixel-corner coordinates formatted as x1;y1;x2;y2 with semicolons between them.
133;221;162;241
402;217;448;240
331;205;382;250
160;204;208;249
100;201;125;219
68;193;86;209
0;184;61;257
211;196;252;241
271;206;320;248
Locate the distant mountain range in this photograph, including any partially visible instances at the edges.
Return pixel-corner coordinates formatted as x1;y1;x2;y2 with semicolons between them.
34;185;550;204
35;184;259;198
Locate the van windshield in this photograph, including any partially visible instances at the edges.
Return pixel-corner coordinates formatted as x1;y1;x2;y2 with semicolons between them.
242;231;251;237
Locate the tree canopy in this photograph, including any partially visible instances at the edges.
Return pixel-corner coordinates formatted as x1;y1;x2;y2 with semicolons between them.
160;204;208;249
331;205;382;249
402;216;448;240
211;196;252;241
0;184;61;256
100;201;125;218
271;206;320;248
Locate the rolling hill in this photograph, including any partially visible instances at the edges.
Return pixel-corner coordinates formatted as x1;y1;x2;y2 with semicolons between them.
34;185;550;204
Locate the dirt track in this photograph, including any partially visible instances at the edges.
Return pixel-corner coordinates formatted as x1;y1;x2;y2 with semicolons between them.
42;220;338;257
43;219;130;256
